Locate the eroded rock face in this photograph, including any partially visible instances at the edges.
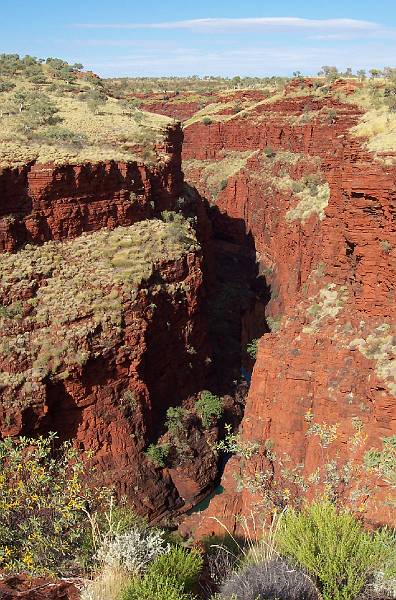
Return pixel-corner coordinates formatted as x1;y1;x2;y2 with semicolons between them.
0;124;183;252
0;134;220;522
181;93;396;536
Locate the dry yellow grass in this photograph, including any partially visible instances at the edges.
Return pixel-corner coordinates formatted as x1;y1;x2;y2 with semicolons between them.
0;79;174;167
350;108;396;159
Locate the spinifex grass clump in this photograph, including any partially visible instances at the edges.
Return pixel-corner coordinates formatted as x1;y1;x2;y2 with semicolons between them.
220;559;319;600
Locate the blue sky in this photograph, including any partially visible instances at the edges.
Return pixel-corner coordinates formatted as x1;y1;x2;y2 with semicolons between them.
2;0;396;77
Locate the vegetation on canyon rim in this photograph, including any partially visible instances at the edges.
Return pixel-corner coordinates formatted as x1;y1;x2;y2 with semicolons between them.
1;54;396;168
0;54;171;166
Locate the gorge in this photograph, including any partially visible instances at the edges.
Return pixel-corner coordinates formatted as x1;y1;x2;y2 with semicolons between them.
0;70;395;584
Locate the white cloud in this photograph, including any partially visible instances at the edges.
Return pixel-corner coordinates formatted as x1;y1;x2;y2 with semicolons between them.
88;42;396;77
73;16;381;34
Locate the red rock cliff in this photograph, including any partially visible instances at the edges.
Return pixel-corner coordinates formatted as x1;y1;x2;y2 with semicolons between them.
181;93;396;535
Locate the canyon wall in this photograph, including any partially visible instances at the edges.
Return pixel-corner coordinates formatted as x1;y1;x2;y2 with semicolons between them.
0;122;224;521
181;93;396;534
0;124;183;252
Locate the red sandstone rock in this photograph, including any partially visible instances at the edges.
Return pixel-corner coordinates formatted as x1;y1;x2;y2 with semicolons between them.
180;93;396;536
0;576;79;600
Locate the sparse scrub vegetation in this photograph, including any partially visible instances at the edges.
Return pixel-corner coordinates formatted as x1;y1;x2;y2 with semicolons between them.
0;54;172;166
285;180;330;223
349;323;396;396
303;283;348;332
183;151;254;201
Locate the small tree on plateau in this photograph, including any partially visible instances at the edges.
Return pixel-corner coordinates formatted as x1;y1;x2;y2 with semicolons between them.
86;89;108;115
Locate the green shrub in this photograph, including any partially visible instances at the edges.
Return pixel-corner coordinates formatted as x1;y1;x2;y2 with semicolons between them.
264;146;276;158
145;444;170;468
119;573;191;600
0;80;15;92
165;407;187;436
195;391;223;429
84;89;108;114
148;546;203;592
12;91;60;128
246;338;258;359
0;433;98;575
202;117;213;125
276;501;394;600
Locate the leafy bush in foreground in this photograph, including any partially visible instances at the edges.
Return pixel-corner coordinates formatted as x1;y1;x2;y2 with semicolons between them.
220;559;319;600
0;433;96;575
148;546;203;592
276;501;394;600
119;573;191;600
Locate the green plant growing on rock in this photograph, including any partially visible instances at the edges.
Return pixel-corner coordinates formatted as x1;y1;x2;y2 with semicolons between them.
195;390;223;429
246;338;259;359
380;239;393;253
213;423;260;459
266;316;282;332
165;406;187;436
364;435;396;492
145;444;170;468
264;146;276;158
